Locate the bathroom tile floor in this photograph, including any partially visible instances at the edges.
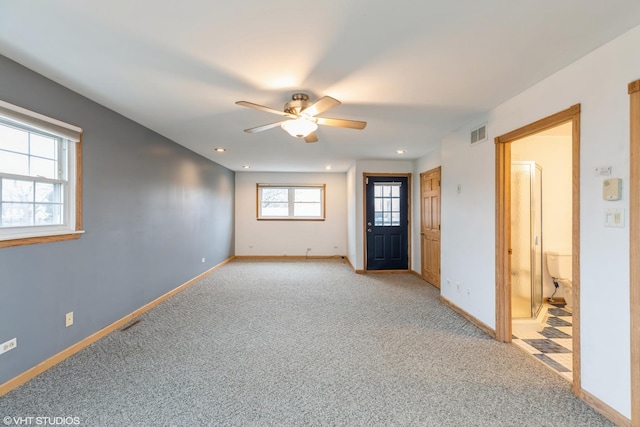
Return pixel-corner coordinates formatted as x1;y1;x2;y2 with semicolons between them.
512;305;573;381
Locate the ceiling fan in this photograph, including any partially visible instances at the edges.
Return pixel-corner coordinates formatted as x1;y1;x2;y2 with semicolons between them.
235;93;366;143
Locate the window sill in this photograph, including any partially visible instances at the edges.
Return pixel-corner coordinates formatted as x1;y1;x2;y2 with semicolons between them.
0;230;85;248
257;218;326;221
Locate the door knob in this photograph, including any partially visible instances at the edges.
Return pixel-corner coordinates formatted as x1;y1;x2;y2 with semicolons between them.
367;228;372;232
367;222;372;226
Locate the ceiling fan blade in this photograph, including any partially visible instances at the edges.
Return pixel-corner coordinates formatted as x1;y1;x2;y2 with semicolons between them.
236;101;296;118
300;96;341;117
244;120;289;133
316;117;367;130
304;132;318;143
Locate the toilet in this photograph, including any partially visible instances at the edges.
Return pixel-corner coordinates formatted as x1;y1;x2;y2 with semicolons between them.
546;251;572;310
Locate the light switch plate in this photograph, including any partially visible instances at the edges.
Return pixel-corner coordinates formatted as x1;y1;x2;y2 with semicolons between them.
604;208;625;228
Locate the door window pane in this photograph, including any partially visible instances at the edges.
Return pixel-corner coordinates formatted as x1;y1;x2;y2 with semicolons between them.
373;183;401;226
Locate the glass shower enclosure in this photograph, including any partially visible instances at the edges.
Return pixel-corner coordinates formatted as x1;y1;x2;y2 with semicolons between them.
511;161;543;319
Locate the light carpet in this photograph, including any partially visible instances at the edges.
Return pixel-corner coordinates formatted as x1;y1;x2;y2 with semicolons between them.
0;259;613;426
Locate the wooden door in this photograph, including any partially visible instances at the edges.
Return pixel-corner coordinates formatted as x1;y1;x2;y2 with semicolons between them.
421;167;441;288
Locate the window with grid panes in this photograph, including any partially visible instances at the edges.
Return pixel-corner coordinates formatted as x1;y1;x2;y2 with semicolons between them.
257;184;325;220
373;182;401;226
0;100;82;247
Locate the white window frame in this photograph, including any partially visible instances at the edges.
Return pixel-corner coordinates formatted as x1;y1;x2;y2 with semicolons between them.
257;184;326;221
0;99;83;247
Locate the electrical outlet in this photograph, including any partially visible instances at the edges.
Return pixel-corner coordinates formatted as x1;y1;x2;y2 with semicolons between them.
201;258;206;263
0;338;17;355
65;312;74;327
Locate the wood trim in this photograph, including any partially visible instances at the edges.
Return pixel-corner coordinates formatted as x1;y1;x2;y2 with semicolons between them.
571;111;582;395
579;389;631;427
0;136;84;249
256;218;326;222
439;295;496;339
495;140;511;342
363;173;412;272
362;174;368;269
629;79;640;427
495;104;581;144
494;104;581;392
0;256;235;397
234;255;346;260
255;183;259;218
364;269;414;274
408;174;412;271
75;135;83;231
0;232;82;248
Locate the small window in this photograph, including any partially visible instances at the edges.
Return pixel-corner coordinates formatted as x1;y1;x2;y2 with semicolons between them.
373;182;401;226
257;184;325;220
0;100;83;247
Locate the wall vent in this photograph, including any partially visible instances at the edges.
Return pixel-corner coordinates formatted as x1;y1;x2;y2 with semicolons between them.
470;124;487;145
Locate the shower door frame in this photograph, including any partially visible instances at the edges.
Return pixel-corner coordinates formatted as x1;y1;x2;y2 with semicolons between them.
628;79;640;426
494;104;581;394
511;161;544;319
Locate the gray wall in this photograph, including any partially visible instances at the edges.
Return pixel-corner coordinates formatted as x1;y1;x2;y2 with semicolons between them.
0;55;235;384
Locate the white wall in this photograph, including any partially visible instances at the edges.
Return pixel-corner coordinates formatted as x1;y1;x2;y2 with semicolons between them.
235;172;347;256
415;24;640;417
512;132;572;299
346;165;357;265
439;125;496;326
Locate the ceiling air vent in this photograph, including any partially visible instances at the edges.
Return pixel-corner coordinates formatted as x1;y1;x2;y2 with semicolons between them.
470;124;487;145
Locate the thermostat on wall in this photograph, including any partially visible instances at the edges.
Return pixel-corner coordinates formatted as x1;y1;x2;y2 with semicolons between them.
603;178;621;201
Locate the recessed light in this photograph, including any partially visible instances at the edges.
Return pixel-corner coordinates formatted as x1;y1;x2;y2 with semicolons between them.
214;147;226;152
396;149;407;154
242;165;250;169
325;165;332;170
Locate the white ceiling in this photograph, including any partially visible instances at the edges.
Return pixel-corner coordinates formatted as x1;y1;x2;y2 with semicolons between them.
1;1;639;172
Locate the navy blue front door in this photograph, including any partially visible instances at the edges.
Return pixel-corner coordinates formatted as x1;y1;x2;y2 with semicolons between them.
365;176;409;270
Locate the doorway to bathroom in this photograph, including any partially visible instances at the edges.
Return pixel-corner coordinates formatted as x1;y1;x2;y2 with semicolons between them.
495;105;581;393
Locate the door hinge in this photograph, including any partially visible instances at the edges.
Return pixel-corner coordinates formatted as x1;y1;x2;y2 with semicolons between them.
508;248;513;255
438;224;441;230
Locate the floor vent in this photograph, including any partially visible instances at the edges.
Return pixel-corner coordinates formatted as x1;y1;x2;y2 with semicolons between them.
120;319;141;331
470;124;487;145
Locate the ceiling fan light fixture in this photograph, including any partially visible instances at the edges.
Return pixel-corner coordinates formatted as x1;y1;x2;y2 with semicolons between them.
281;118;318;138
